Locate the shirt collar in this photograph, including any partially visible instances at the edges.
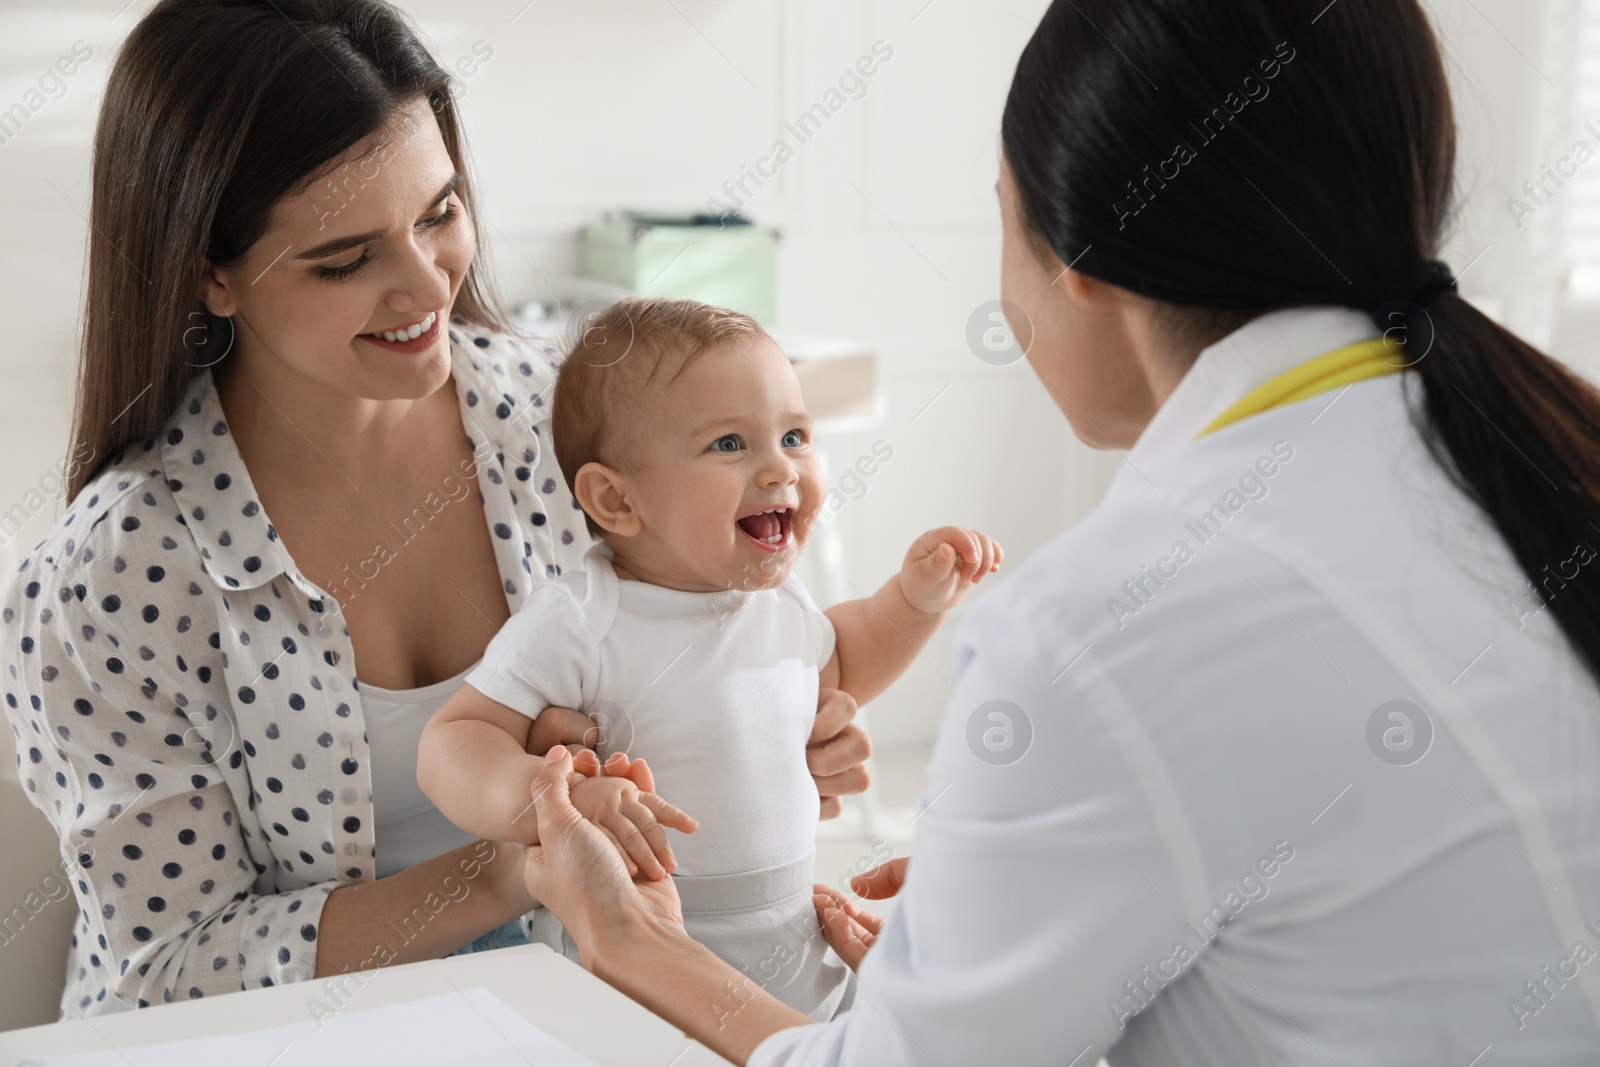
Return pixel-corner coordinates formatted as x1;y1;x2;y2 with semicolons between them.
159;330;526;596
159;372;296;594
1125;304;1379;469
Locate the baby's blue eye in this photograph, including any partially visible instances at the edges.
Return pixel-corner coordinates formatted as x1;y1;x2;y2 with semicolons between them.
782;429;805;448
711;434;742;453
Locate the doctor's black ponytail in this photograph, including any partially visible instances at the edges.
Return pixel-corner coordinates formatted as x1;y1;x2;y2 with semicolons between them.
1003;0;1600;684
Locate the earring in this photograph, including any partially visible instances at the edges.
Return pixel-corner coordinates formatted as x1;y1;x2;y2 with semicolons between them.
181;311;236;368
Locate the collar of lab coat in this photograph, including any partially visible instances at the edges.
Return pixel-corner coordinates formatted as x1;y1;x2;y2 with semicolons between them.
1125;304;1381;472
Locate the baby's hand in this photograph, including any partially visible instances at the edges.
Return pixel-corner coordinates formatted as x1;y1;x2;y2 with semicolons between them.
899;526;1003;614
569;763;697;880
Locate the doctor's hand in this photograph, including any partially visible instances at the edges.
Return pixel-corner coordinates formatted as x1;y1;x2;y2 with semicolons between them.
522;747;689;960
898;526;1003;615
813;859;908;970
810;688;872;820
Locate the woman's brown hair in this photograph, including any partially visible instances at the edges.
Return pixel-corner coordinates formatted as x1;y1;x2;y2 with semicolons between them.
66;0;510;501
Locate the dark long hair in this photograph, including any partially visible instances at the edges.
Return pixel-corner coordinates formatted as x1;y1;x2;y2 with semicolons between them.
66;0;510;501
1003;0;1600;681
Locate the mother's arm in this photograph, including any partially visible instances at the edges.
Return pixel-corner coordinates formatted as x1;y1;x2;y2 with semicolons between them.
6;580;535;1006
312;837;537;977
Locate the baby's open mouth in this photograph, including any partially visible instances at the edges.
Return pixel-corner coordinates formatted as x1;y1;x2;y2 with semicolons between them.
736;507;793;550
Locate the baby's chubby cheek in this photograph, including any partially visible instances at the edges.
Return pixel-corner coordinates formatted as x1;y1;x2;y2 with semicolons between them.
795;511;821;550
795;477;826;532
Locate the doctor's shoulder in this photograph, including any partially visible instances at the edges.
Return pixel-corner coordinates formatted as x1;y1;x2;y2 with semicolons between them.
994;495;1182;613
951;491;1222;669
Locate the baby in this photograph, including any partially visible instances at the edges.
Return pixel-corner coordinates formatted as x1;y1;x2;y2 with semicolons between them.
419;297;1001;1020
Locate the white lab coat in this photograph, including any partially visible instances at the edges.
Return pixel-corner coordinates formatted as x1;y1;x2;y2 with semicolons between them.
752;305;1600;1065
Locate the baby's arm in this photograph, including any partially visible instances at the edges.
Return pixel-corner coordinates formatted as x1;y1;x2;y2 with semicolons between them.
822;525;1003;706
419;687;695;877
418;683;551;844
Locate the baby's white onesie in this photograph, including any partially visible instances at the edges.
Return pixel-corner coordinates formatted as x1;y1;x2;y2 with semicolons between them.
465;539;856;1020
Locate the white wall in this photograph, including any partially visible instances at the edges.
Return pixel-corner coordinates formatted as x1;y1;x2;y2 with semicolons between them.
1425;0;1574;343
0;0;1572;767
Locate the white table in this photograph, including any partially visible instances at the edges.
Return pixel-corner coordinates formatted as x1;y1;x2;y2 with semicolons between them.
0;942;732;1066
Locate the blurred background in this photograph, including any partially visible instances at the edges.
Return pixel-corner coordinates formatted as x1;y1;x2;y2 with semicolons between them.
0;0;1596;910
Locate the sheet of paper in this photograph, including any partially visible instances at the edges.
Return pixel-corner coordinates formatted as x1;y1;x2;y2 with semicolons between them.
22;986;599;1067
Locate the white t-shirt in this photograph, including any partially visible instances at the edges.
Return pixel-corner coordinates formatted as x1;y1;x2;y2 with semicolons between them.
465;539;836;877
358;658;483;880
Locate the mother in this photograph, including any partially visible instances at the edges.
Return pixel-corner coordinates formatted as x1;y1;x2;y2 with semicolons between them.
523;0;1600;1064
1;0;869;1018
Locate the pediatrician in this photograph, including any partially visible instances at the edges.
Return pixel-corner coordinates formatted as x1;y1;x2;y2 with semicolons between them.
521;0;1600;1063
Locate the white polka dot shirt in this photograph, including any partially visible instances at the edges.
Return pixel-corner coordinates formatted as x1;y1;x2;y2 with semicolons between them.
1;321;592;1018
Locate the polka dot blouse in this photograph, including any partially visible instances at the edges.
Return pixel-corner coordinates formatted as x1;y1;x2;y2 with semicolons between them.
1;321;592;1019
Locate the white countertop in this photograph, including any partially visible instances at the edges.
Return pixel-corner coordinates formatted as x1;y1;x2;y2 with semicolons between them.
0;942;731;1067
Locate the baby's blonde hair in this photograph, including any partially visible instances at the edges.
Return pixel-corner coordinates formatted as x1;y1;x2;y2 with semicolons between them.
551;296;767;539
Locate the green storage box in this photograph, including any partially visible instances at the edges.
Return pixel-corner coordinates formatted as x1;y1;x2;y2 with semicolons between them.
579;213;780;325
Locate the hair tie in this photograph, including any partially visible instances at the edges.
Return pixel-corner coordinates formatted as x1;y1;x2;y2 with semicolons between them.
1391;259;1456;306
1368;260;1455;362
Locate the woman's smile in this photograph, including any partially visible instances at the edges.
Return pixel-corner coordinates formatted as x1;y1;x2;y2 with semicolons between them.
358;308;442;352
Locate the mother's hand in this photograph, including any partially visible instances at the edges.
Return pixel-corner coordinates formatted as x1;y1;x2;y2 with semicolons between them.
811;688;873;819
520;746;686;963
